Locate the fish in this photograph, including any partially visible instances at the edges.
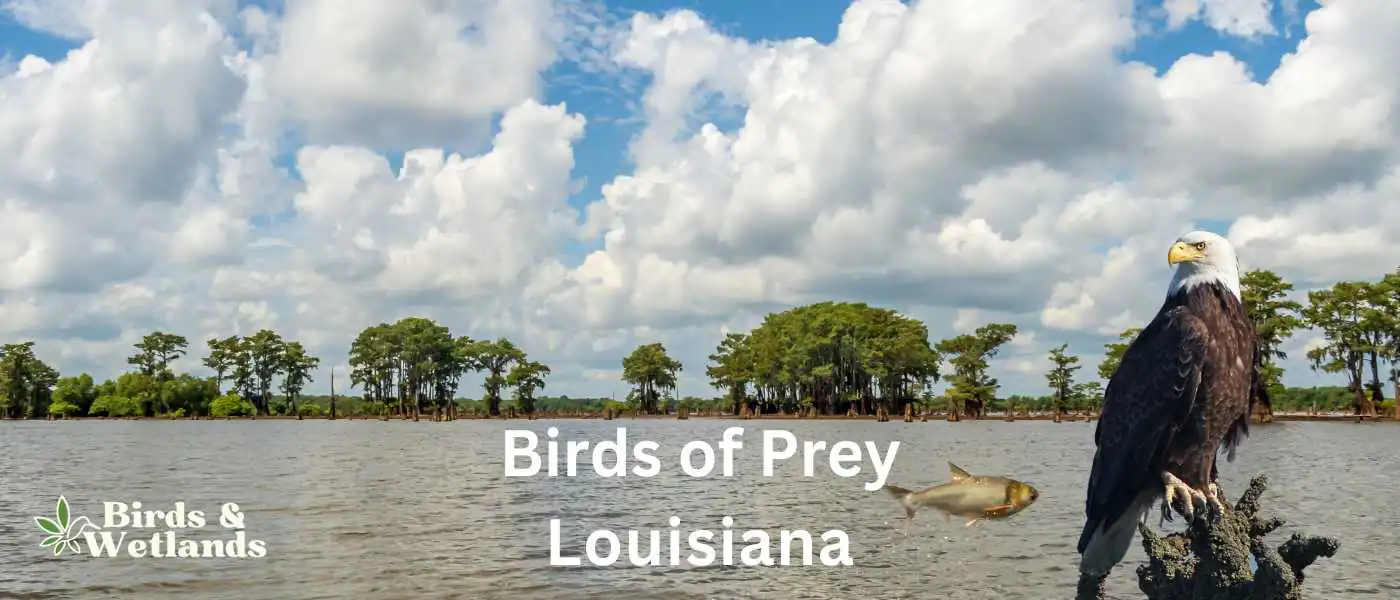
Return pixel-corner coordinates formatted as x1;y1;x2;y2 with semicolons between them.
882;462;1040;534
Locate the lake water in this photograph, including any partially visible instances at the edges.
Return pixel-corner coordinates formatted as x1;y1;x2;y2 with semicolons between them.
0;419;1396;600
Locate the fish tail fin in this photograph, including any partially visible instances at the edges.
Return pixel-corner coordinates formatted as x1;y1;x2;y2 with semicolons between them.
884;485;917;535
883;485;917;513
1078;495;1154;577
883;485;913;499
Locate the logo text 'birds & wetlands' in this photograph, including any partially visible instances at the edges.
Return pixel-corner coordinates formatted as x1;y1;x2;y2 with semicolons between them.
34;495;268;558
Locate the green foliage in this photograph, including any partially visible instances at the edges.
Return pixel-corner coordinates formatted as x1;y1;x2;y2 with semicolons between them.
127;331;188;379
1302;279;1388;415
1045;343;1082;415
278;341;320;416
507;360;551;415
94;371;221;417
1378;399;1395;416
603;398;630;415
0;341;59;418
1271;386;1368;413
113;372;159;416
1240;269;1306;393
197;332;288;415
244;329;288;415
468;337;527;417
622;342;683;414
1097;327;1141;382
532;395;609;414
706;333;751;414
157;374;220;416
703;301;940;417
1385;270;1400;403
1071;381;1105;412
51;374;98;416
347;318;541;418
209;394;256;417
203;335;241;393
997;381;1105;415
936;323;1017;418
88;395;141;417
46;399;81;417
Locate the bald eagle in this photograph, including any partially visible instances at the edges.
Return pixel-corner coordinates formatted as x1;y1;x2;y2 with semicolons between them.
1077;230;1259;578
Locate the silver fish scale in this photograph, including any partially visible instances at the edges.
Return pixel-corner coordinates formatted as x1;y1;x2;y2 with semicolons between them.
906;476;1015;518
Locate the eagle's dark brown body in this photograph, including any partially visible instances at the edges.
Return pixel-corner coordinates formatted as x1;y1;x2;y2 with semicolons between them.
1077;279;1257;575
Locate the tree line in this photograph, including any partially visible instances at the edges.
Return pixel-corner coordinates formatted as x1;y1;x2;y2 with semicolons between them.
346;317;550;419
0;329;323;419
1;268;1395;420
0;314;569;420
671;267;1398;419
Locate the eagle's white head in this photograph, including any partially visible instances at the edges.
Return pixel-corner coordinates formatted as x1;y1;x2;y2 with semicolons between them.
1166;230;1241;300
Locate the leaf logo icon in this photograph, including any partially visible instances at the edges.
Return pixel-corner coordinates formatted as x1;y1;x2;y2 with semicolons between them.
35;496;99;556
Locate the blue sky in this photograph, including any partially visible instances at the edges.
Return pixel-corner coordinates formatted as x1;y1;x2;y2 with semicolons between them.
0;0;1321;263
5;0;1364;398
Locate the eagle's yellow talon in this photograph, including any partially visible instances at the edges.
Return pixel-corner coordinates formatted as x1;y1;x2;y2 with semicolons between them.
1206;482;1226;515
1160;471;1206;521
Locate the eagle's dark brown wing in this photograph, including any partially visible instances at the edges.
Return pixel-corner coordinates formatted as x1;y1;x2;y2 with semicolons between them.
1078;305;1209;555
1222;331;1264;462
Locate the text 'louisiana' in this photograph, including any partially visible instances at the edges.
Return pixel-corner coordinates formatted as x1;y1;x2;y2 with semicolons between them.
550;516;851;567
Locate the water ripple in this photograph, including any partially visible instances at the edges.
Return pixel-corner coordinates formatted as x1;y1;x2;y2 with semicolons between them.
0;419;1395;599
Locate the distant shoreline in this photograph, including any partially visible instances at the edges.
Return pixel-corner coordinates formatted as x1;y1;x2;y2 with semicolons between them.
5;413;1391;423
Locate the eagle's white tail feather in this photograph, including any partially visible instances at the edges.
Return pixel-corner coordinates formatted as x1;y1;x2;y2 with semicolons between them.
1079;495;1155;577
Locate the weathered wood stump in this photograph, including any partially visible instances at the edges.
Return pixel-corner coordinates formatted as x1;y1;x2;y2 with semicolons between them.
1074;474;1339;600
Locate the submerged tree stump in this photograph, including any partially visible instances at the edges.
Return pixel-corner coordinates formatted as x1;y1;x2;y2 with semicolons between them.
1075;474;1339;600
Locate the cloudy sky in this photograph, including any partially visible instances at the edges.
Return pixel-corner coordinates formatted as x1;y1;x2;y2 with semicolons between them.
1;0;1395;400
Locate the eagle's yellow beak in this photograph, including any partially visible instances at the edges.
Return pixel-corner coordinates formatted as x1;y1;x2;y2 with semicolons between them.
1167;242;1202;266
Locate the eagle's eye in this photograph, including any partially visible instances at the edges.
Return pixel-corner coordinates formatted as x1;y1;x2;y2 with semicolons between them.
1192;241;1208;251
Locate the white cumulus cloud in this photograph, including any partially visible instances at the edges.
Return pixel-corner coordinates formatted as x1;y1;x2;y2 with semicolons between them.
1;0;1397;398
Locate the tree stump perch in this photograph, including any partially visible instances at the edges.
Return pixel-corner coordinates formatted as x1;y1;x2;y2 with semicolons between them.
1075;474;1339;600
